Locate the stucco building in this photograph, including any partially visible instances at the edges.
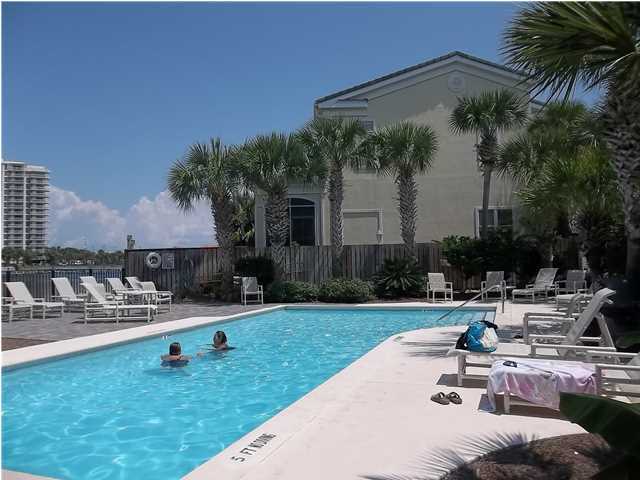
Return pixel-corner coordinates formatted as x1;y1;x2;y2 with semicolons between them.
255;51;535;247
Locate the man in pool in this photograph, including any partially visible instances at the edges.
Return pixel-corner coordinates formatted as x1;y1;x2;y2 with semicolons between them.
161;342;191;367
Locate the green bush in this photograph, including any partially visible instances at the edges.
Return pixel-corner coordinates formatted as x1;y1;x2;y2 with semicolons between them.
235;256;276;287
318;278;373;303
266;280;318;303
374;257;425;298
441;231;544;285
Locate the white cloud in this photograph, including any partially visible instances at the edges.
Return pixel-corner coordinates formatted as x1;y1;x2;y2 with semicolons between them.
48;186;216;250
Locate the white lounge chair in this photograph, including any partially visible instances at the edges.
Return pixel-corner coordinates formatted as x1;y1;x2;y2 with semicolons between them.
595;351;640;401
125;276;144;290
82;282;156;324
481;271;506;301
522;292;585;338
52;277;86;311
451;288;617;386
139;281;172;311
4;282;64;319
2;295;33;322
80;276;113;300
427;273;453;302
555;269;587;295
511;268;558;303
523;288;615;345
241;277;263;305
492;350;640;413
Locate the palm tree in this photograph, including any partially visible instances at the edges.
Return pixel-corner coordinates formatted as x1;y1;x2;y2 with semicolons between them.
503;2;640;283
297;117;367;276
231;189;255;246
238;133;322;277
499;102;621;276
368;122;438;257
499;102;623;279
168;138;238;294
449;89;528;239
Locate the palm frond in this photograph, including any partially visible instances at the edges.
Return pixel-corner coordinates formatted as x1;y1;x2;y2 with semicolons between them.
503;3;640;99
449;89;528;137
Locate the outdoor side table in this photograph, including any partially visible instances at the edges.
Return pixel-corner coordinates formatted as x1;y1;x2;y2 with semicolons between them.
487;358;597;413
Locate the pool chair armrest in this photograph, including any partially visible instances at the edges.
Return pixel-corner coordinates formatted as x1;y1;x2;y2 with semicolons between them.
530;344;616;356
32;298;46;303
524;312;571;320
52;295;75;302
528;333;609;343
525;284;535;289
596;364;640;373
2;297;15;305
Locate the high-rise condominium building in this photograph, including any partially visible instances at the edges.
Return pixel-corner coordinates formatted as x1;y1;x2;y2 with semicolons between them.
2;161;49;251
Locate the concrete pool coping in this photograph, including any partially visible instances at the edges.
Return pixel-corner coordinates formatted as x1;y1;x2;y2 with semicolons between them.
7;301;568;480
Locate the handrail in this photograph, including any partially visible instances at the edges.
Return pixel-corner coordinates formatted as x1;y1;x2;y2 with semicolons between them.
435;284;504;322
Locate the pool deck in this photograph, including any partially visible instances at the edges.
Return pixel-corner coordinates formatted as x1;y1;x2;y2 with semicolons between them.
184;301;584;480
3;300;585;480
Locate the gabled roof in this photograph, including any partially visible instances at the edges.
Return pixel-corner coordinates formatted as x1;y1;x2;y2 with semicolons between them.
315;51;526;105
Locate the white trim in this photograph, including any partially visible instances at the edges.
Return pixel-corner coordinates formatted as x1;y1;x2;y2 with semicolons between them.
343;209;384;244
474;206;513;238
320;99;368;110
317;54;531;108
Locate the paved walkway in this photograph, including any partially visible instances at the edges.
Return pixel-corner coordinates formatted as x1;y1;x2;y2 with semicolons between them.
1;302;269;348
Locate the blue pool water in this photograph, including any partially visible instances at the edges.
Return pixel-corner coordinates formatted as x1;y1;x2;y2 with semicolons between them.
2;308;491;480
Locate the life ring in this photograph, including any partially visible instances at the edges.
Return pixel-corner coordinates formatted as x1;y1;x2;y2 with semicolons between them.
146;252;162;269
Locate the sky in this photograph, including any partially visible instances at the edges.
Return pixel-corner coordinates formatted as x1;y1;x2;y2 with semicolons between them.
2;2;600;250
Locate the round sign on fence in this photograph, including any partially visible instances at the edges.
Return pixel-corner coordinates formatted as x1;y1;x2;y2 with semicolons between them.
145;252;162;269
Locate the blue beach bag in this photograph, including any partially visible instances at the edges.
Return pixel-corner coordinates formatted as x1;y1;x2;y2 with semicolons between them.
456;320;499;352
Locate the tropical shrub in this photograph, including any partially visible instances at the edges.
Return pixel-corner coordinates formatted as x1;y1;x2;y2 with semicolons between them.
266;280;318;303
441;231;544;285
374;258;425;298
318;278;373;303
559;393;640;476
234;256;276;288
441;236;485;279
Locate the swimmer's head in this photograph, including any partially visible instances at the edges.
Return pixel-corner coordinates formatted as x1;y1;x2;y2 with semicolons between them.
213;331;227;347
169;342;181;356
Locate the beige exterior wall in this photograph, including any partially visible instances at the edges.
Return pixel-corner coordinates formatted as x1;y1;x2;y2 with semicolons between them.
316;58;529;245
254;54;531;248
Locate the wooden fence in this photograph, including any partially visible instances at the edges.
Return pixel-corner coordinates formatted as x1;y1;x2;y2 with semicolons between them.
1;266;124;301
124;243;480;294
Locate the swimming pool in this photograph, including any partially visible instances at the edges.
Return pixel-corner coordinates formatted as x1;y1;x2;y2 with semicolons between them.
2;307;492;480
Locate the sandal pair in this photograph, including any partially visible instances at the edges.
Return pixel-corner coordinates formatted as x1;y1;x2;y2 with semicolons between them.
430;391;462;405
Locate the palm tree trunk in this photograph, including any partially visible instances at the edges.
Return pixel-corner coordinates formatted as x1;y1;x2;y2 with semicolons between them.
397;171;418;258
477;135;497;239
211;193;236;300
329;164;344;277
602;84;640;287
481;168;492;239
265;188;289;279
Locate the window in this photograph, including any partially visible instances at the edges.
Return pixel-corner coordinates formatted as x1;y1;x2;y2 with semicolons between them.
289;198;315;246
474;207;513;237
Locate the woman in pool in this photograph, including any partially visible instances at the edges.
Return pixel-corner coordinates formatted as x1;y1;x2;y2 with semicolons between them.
198;331;234;356
212;331;231;350
161;342;191;366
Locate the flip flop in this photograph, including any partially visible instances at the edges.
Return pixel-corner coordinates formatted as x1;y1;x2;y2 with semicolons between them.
430;392;450;405
447;392;463;405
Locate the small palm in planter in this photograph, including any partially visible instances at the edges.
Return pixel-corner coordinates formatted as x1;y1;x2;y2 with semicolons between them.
374;257;426;299
559;392;640;478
